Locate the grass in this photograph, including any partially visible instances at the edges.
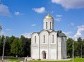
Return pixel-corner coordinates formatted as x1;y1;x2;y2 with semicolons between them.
2;58;84;62
29;60;71;62
74;58;84;62
7;58;20;62
29;58;84;62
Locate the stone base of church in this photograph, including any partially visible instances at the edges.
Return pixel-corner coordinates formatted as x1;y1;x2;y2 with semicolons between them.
30;58;70;61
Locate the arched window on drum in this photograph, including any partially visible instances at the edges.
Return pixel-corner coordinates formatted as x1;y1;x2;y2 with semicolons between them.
35;36;36;43
50;22;51;29
52;35;54;43
43;35;45;43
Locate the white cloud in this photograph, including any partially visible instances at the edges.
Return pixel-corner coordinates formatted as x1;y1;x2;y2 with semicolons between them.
31;24;36;27
74;25;84;40
33;7;45;13
55;18;61;21
51;0;84;9
55;14;62;22
56;15;62;17
14;11;22;16
63;31;72;38
22;33;32;38
0;31;4;35
5;29;12;31
0;4;10;16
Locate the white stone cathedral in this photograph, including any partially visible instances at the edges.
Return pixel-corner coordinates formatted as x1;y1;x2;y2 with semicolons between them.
31;14;67;60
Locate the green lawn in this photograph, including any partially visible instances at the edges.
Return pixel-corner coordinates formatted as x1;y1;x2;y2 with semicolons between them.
74;58;84;62
8;58;20;62
29;58;84;62
5;58;84;62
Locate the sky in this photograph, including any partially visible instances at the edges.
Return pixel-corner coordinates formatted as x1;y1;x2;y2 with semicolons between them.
0;0;84;40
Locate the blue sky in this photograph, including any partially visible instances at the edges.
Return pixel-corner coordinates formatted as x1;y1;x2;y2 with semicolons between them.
0;0;84;39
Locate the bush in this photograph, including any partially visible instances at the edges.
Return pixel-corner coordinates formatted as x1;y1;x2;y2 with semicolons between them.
37;59;41;61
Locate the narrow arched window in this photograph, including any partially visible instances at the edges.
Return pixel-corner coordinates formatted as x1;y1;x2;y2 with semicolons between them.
50;22;51;29
43;35;45;43
52;35;54;43
46;22;47;29
35;36;36;43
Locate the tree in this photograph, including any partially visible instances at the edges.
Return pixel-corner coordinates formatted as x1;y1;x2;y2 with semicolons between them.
0;35;5;56
4;36;11;56
77;37;82;57
67;38;73;58
82;39;84;57
20;35;31;57
9;36;15;44
11;38;23;57
74;41;78;57
23;38;31;57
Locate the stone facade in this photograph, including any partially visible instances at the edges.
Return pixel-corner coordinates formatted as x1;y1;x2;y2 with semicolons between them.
31;14;67;60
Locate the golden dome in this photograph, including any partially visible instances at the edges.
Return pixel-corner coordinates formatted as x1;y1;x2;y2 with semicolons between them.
45;14;53;19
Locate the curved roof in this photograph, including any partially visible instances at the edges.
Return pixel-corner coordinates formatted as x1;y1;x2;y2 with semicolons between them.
44;14;53;19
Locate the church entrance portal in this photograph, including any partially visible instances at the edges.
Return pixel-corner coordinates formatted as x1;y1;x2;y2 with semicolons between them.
42;51;46;59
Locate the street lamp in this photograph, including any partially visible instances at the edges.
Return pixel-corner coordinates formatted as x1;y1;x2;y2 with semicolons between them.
0;25;3;62
0;25;6;62
2;37;6;62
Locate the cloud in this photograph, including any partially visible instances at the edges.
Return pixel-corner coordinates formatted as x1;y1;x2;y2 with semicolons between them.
33;7;45;13
5;29;12;31
31;24;36;27
55;15;62;21
51;0;84;9
56;14;62;17
74;25;84;40
14;11;22;16
0;4;10;16
22;33;32;38
0;31;4;35
63;31;72;38
55;18;61;21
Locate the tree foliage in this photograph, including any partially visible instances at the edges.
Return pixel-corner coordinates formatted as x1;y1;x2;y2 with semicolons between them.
67;37;84;58
0;35;31;57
